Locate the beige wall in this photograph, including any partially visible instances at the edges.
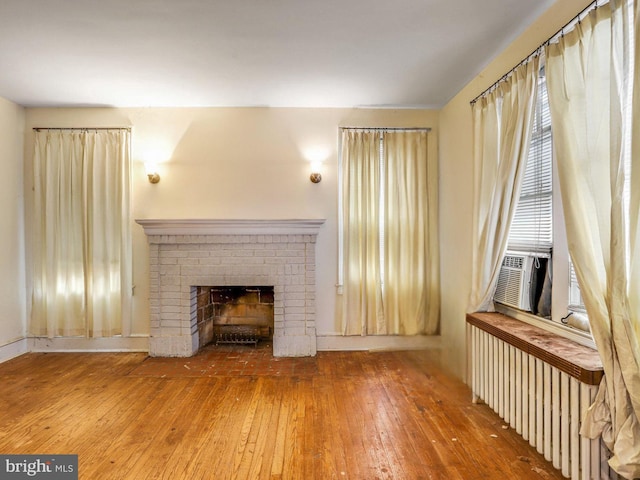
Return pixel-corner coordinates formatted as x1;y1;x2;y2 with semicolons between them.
0;97;26;350
24;107;438;343
438;0;593;379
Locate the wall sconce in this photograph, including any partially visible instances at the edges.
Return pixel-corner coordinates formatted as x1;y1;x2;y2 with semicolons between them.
309;161;323;184
302;145;330;184
145;163;160;184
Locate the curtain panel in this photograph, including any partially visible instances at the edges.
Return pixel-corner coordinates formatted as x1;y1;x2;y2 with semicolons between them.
384;131;440;335
339;129;439;335
340;130;384;335
31;129;132;338
545;2;640;477
467;57;540;313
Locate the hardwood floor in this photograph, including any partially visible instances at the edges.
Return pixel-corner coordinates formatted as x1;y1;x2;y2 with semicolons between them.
0;345;566;479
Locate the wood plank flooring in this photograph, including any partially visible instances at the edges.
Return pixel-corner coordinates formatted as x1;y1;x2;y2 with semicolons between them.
0;345;566;479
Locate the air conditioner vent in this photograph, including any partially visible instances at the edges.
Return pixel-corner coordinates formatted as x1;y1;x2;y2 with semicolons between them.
502;255;524;269
495;267;523;307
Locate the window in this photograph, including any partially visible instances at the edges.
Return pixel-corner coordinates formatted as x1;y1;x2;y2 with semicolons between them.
495;65;584;330
31;129;132;338
568;262;586;313
338;128;439;335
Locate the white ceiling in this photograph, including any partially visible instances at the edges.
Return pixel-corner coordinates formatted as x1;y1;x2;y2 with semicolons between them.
0;0;555;108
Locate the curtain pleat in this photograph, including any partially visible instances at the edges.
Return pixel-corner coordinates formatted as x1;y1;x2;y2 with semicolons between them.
468;57;540;313
31;130;131;338
545;2;640;477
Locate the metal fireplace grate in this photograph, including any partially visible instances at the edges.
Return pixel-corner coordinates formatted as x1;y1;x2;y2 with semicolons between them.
214;325;263;346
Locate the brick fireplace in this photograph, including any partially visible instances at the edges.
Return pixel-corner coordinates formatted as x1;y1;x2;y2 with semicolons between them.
136;219;325;357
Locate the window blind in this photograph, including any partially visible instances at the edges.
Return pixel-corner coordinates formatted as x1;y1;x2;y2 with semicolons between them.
507;69;553;253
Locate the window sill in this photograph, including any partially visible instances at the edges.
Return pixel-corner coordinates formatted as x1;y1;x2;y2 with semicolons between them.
466;311;603;385
494;303;596;350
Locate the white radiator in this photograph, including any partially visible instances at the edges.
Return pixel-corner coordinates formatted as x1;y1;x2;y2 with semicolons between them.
467;322;619;480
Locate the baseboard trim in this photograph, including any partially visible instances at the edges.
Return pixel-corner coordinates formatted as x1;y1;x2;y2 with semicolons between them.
29;336;149;352
0;338;29;363
316;334;441;352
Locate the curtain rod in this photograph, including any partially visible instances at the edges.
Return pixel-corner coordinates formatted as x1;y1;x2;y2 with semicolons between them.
33;127;132;132
340;127;431;132
470;0;601;105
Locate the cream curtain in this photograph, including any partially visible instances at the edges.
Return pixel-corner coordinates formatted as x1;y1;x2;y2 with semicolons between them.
341;130;384;335
545;2;640;477
32;129;132;338
384;131;439;335
340;129;438;335
468;57;540;312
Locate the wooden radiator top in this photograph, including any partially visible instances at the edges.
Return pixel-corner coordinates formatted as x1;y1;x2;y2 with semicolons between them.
467;312;604;385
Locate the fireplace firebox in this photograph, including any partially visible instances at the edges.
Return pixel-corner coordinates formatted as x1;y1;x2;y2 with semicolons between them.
195;286;274;347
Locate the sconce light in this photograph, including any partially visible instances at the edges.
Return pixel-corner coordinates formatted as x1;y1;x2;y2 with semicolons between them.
303;145;330;184
309;161;323;184
145;163;160;184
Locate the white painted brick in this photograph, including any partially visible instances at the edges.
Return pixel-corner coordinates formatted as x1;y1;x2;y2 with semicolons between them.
158;325;181;335
160;319;184;328
161;265;180;276
291;276;305;285
160;276;181;286
162;285;181;294
186;250;208;257
163;250;189;258
284;307;306;316
285;292;306;300
265;257;286;265
210;249;232;258
161;298;181;307
283;327;307;337
161;306;183;315
285;285;306;293
177;258;199;266
232;250;255;257
286;257;305;264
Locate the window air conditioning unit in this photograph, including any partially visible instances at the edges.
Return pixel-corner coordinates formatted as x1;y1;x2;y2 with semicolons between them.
494;253;538;311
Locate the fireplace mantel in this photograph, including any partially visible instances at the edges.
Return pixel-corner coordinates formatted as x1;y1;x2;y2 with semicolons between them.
136;218;325;236
136;218;325;358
